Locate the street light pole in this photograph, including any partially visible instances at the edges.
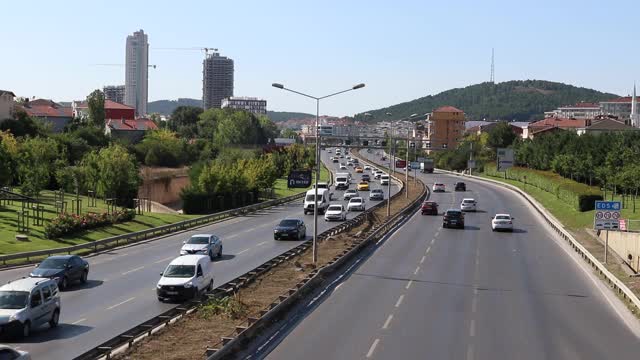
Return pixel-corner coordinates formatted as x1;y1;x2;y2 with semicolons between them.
405;129;410;199
386;112;393;217
272;82;365;265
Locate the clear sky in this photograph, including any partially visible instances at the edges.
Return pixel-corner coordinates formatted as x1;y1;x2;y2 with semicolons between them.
3;0;638;116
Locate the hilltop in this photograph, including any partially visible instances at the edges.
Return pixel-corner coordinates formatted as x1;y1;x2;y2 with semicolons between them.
355;80;619;122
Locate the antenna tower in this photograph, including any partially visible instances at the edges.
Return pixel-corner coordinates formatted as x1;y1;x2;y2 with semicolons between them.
490;48;495;84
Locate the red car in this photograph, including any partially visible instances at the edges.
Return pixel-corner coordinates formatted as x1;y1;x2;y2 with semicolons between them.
421;201;438;215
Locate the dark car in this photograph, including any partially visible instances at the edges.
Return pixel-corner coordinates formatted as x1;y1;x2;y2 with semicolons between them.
443;209;465;229
30;255;89;290
361;174;371;182
274;219;306;240
454;182;466;191
421;201;438;215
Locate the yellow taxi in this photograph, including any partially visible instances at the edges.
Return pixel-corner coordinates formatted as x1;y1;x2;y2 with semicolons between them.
357;181;370;191
355;166;364;173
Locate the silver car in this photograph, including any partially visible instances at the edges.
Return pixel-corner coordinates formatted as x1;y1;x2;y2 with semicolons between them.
180;234;223;260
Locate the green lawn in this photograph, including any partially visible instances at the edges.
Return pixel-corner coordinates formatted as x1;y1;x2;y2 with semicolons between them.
273;165;330;198
0;189;196;255
480;174;640;232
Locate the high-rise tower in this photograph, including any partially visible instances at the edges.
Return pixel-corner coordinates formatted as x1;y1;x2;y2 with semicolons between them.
125;29;149;116
632;82;639;128
203;52;234;109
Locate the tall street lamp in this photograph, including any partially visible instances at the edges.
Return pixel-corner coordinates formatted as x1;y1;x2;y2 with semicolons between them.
386;112;393;217
272;82;365;265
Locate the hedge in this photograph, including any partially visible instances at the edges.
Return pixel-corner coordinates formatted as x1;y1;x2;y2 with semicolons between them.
44;209;136;239
484;164;602;212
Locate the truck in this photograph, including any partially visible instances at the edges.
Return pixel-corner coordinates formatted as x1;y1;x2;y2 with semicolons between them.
420;159;434;173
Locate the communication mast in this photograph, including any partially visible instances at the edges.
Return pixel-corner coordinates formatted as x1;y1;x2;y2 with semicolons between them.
490;48;495;84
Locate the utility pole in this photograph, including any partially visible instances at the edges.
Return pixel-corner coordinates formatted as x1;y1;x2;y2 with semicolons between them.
405;130;409;199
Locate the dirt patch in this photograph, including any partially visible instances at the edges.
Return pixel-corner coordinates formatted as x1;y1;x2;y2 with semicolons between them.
117;160;424;360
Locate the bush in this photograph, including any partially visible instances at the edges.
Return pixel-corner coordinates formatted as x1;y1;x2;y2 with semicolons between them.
484;164;602;212
44;209;136;239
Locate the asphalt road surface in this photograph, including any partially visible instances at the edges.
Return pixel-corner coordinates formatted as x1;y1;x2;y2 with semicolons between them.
0;149;400;360
265;149;640;360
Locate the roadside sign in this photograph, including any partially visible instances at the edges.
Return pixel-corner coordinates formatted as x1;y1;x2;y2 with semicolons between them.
496;148;514;171
410;162;420;169
287;170;312;188
594;201;621;230
619;219;627;231
467;160;476;169
417;157;426;162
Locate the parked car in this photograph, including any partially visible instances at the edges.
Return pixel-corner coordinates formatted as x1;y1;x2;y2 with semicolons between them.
347;197;366;211
274;218;306;240
432;183;446;192
421;201;438;215
361;174;371;182
30;255;89;290
180;234;222;260
0;345;30;359
460;198;477;212
369;189;384;201
454;182;466;191
0;277;60;338
157;255;214;301
491;214;514;232
443;209;465;229
324;204;347;221
357;181;370;191
343;189;359;200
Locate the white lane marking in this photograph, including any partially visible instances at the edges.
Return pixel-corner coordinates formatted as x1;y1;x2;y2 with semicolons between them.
431;238;435;245
335;283;344;291
72;318;86;325
237;248;250;255
414;266;420;275
420;256;426;264
425;247;431;255
473;288;479;295
154;256;173;264
395;294;405;308
471;297;477;313
405;280;413;289
382;314;393;329
107;297;135;310
469;319;476;337
122;266;144;275
467;345;474;360
366;338;380;358
257;241;268;246
434;231;440;237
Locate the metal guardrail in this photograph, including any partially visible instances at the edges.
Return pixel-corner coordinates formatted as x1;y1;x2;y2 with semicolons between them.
1;162;336;268
436;168;640;313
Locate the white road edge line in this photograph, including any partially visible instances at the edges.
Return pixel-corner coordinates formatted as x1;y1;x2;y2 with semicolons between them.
395;294;405;308
469;319;476;337
382;314;393;329
366;338;380;358
71;318;86;325
122;266;144;275
107;297;135;310
237;248;250;255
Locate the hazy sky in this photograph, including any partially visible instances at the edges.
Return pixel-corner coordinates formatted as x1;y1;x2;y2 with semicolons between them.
3;0;638;116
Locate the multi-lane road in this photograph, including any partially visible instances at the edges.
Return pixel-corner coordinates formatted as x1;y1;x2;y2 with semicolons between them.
1;150;400;360
266;150;640;360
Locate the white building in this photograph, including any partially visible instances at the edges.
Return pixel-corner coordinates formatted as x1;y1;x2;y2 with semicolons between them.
221;97;266;114
0;90;15;121
631;84;639;128
125;29;149;116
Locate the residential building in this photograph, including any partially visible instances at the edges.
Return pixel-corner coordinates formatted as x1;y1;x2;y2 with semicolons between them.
105;118;158;143
103;85;126;104
125;29;149;116
426;106;466;152
72;99;135;121
203;52;234;109
600;97;633;124
221;97;266;114
547;102;601;119
0;90;15;121
20;99;73;133
576;117;638;136
524;117;586;139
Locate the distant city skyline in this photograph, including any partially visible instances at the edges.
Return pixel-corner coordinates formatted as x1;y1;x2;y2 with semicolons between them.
2;0;639;116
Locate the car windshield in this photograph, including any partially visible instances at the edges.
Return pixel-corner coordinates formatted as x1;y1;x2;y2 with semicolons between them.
351;198;363;203
346;190;356;194
496;215;511;220
306;194;322;201
163;265;195;278
446;211;461;216
39;258;68;269
373;190;382;193
187;236;209;244
463;199;475;203
336;177;347;182
328;205;343;211
0;291;29;309
279;219;299;227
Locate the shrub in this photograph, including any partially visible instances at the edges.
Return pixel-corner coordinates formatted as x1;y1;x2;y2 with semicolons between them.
44;209;136;239
484;164;602;212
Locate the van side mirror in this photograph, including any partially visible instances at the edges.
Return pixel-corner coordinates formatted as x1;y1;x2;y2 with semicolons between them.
182;241;186;244
159;272;163;276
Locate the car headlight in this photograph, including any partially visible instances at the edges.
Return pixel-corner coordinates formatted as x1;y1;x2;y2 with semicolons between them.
156;284;162;289
184;282;193;288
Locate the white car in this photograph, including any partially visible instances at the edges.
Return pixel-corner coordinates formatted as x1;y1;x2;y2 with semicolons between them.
364;165;372;171
380;174;390;185
324;204;347;221
0;346;30;359
343;189;359;200
180;234;223;260
460;198;477;212
374;171;383;179
327;149;332;153
491;214;514;232
340;165;347;170
347;197;366;211
432;183;446;192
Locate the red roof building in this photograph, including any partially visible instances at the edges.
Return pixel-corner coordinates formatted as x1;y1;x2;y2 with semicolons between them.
73;99;135;121
433;106;464;113
105;118;158;143
18;99;73;132
524;117;587;139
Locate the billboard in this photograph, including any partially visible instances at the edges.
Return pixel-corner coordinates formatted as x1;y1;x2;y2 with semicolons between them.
497;148;514;171
395;159;407;168
287;170;312;188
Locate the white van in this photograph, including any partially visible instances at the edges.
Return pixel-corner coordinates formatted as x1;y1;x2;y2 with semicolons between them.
303;188;330;215
335;176;349;190
380;174;390;185
156;255;214;301
336;172;352;183
312;182;333;200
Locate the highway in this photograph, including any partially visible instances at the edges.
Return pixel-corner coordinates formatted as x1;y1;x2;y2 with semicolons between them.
265;150;640;360
1;149;401;360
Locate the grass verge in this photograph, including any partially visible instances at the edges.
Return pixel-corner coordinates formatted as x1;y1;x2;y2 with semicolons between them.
273;164;330;198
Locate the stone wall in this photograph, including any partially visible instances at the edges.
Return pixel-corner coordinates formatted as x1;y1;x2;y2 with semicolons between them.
138;174;190;208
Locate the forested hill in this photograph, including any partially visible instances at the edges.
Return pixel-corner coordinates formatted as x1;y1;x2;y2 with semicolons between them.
355;80;619;122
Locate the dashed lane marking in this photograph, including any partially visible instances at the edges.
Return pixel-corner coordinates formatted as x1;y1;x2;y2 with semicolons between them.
237;248;250;255
122;266;144;275
107;297;135;310
395;294;405;308
406;280;413;290
366;339;380;358
382;314;393;329
414;266;420;275
420;256;426;264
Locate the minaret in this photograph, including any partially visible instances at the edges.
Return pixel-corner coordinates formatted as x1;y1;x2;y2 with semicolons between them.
632;82;639;127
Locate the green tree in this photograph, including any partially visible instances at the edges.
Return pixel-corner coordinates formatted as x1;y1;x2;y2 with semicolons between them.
95;144;140;206
280;128;300;140
135;129;187;167
0;109;47;137
87;89;106;126
487;122;517;150
169;106;203;138
0;131;18;185
18;137;61;197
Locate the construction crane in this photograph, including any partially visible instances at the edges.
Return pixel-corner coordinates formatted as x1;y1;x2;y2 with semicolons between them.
91;64;157;68
153;47;218;54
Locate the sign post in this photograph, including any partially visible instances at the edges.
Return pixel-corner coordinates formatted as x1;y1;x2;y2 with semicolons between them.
496;148;514;172
594;200;621;264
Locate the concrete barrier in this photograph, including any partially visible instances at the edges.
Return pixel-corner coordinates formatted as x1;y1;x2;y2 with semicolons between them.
598;231;640;273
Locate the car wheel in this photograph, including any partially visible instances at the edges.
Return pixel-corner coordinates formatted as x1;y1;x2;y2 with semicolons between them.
274;236;279;241
81;270;88;284
209;250;215;261
49;309;60;328
61;277;68;290
207;280;214;292
158;297;164;302
303;210;307;215
22;321;30;338
218;246;223;258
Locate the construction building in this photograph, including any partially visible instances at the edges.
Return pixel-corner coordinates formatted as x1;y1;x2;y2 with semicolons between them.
203;52;234;109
